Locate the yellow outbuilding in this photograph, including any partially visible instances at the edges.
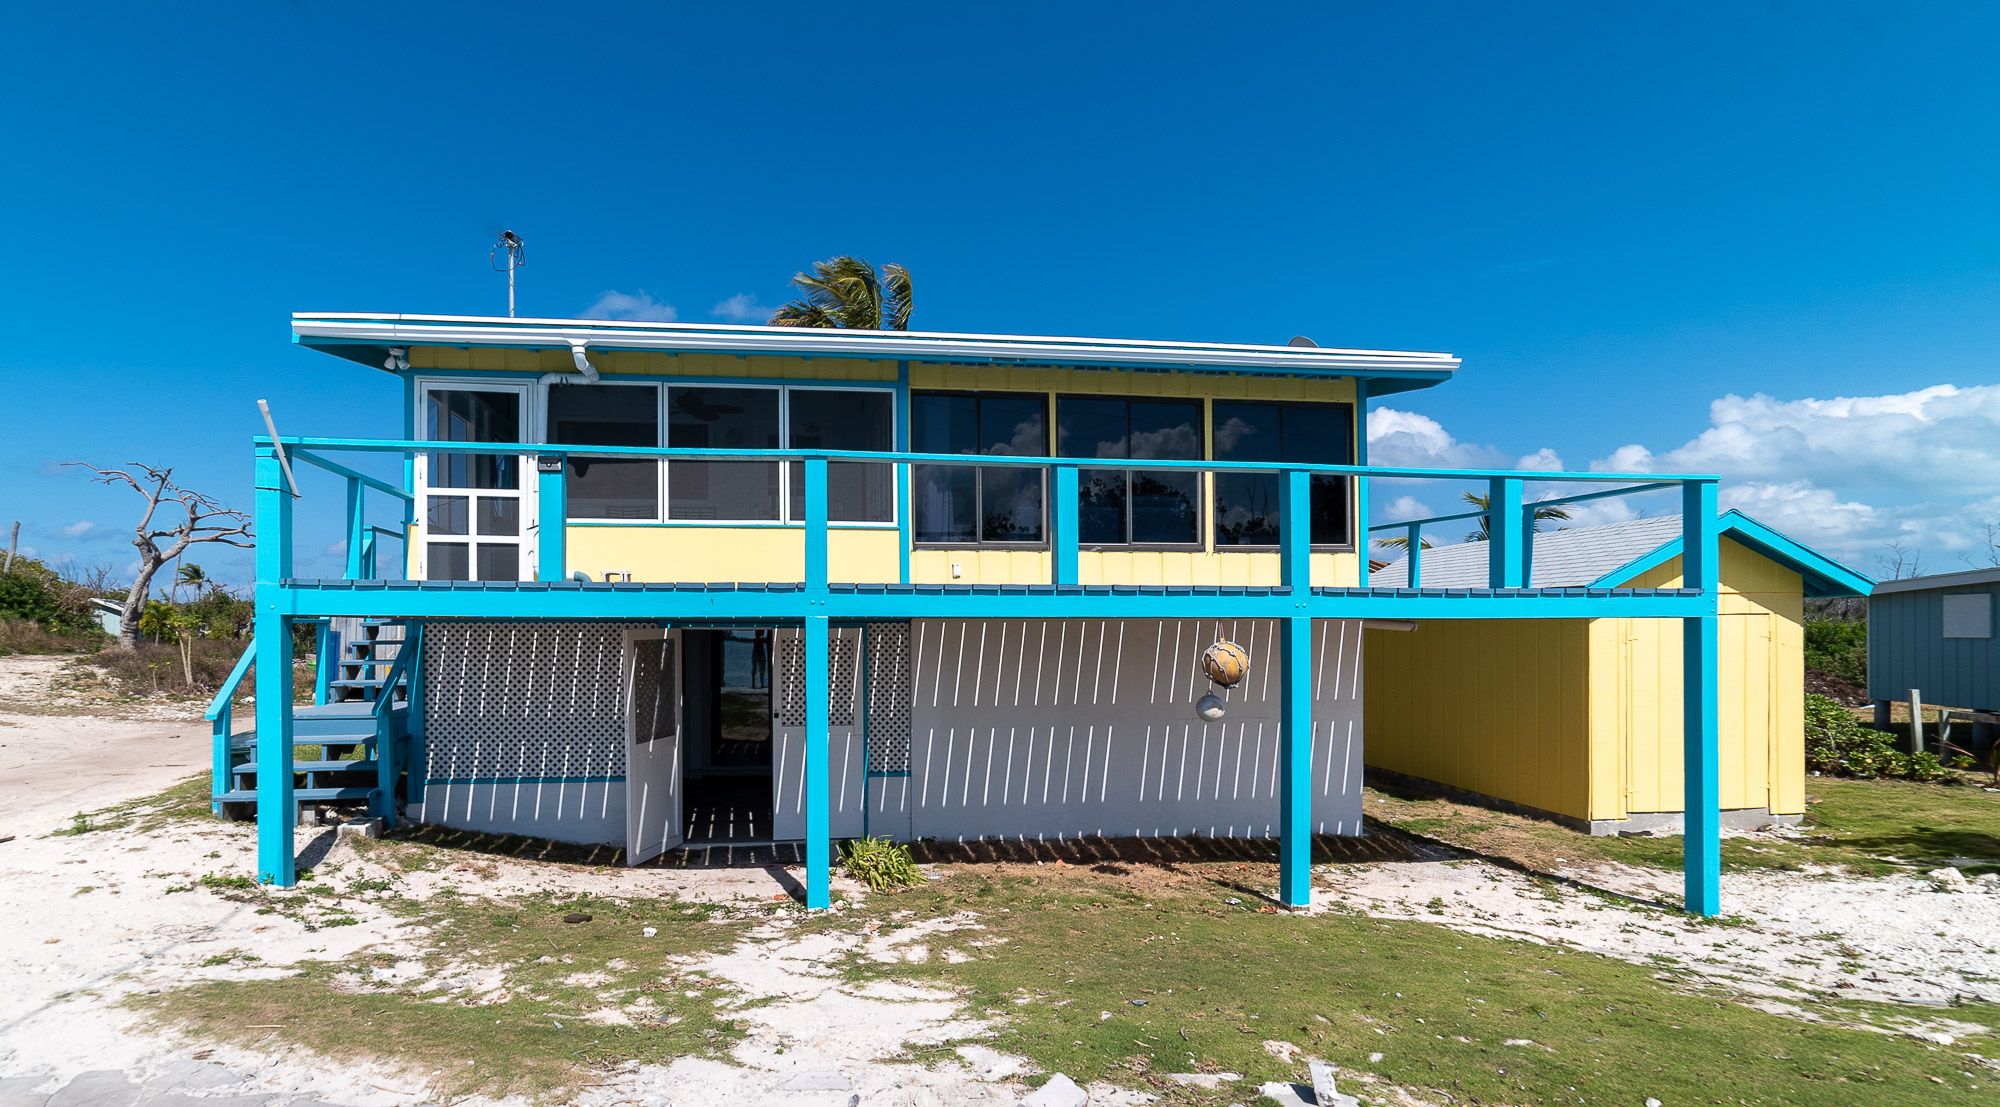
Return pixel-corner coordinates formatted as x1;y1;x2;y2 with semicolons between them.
1365;511;1873;834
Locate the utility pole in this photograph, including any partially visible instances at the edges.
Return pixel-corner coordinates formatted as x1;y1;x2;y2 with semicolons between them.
4;521;17;572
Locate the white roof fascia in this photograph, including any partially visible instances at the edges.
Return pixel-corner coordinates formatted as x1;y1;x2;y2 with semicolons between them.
291;312;1460;376
1872;566;2000;595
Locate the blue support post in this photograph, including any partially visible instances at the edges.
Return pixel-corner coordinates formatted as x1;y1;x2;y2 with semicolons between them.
1405;525;1423;588
1281;469;1311;591
406;623;427;805
1487;477;1524;588
1353;380;1369;587
312;622;336;705
1278;615;1313;907
1682;480;1721;915
805;457;828;590
1521;504;1538;587
803;614;831;908
1051;463;1079;585
253;446;298;886
211;705;232;816
537;457;566;582
344;477;365;579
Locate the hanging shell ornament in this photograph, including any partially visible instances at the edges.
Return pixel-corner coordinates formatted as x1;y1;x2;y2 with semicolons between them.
1201;639;1250;688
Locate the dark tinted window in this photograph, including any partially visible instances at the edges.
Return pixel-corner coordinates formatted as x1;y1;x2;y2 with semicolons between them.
788;389;895;523
1058;396;1201;545
1212;401;1354;547
911;392;1047;543
547;384;659;520
667;387;781;520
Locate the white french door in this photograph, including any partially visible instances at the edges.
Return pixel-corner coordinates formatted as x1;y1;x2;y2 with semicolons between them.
625;629;685;864
414;381;537;581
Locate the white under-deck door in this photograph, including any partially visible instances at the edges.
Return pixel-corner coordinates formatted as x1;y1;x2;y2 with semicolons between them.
624;629;684;864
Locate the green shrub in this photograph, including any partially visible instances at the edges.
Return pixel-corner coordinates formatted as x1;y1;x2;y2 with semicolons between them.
1804;617;1867;686
0;557;103;637
840;835;921;892
1804;691;1956;781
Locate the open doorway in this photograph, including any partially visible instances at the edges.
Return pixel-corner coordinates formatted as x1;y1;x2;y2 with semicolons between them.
679;628;774;844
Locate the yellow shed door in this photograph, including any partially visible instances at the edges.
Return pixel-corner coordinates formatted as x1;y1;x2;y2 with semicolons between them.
1613;610;1798;817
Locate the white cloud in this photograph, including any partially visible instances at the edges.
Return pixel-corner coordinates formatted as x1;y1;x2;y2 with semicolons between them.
710;293;771;323
59;521;95;537
1371;380;2000;571
580;291;677;322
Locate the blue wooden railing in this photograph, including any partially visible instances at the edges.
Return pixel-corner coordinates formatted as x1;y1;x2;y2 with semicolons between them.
257;435;1720;594
204;641;257;814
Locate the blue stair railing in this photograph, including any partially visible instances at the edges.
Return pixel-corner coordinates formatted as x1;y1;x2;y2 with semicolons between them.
206;641;258;816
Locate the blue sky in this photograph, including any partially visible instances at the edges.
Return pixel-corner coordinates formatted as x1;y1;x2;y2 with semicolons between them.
2;2;1996;586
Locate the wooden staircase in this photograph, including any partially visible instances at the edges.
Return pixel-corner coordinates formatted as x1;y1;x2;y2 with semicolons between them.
211;619;416;826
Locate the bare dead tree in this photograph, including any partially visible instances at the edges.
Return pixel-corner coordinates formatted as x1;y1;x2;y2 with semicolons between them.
1876;538;1926;582
68;463;253;650
1958;519;2000;570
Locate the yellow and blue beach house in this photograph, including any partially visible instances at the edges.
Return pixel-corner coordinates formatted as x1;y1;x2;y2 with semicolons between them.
210;311;1738;914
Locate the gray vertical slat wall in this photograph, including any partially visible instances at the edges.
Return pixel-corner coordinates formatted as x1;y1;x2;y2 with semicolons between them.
1868;582;2000;711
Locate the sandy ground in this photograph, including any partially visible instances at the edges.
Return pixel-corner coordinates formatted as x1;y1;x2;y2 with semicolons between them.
2;655;1997;1104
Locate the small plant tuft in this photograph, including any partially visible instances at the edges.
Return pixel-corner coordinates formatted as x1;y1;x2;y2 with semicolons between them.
840;835;921;892
1805;693;1952;781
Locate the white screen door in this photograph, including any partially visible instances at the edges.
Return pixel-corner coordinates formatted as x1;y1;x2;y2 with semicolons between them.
625;629;684;864
415;382;535;581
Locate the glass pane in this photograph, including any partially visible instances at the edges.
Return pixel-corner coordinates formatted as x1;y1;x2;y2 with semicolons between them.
476;497;519;536
476;544;519;582
1077;468;1125;546
788;390;894;523
548;384;659;520
1212;402;1283;463
667;387;780;520
427;495;468;536
426;390;519;490
1281;406;1354;546
911;392;977;454
912;465;976;542
1129;401;1202;461
1214;472;1280;546
427;542;469;581
978;394;1047;457
980;467;1044;543
1131;470;1200;544
1057;396;1128;460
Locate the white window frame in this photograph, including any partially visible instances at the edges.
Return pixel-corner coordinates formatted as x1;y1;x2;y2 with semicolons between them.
413;378;538;582
782;383;900;529
542;380;665;525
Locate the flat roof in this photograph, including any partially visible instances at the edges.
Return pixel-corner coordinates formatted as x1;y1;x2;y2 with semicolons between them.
291;312;1460;395
1873;565;2000;596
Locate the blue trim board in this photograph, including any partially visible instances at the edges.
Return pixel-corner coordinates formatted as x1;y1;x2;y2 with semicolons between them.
1589;509;1874;596
426;776;625;785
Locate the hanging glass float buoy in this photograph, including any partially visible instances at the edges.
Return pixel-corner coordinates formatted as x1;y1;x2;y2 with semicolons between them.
1196;692;1227;721
1201;639;1249;687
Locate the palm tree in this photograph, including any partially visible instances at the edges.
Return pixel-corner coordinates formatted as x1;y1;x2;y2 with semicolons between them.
768;256;913;330
172;562;208;602
1460;490;1572;542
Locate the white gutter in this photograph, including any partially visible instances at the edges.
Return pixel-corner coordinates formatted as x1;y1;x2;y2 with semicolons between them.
538;339;601;387
292;313;1460;377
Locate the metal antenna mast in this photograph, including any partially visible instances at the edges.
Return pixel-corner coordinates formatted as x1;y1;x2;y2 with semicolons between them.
491;230;525;317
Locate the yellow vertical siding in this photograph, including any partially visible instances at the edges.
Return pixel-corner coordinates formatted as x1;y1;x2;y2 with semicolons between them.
1363;618;1595;821
1366;537;1810;825
565;526;900;584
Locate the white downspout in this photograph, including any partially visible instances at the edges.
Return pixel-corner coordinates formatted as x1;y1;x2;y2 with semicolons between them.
538;339;601;386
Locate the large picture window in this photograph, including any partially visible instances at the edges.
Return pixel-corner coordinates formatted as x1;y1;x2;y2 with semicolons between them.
787;388;895;524
1057;396;1202;546
911;391;1047;544
546;384;659;520
1212;401;1355;547
668;386;782;521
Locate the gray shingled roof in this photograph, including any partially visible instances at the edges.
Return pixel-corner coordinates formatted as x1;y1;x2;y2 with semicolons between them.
1373;515;1685;588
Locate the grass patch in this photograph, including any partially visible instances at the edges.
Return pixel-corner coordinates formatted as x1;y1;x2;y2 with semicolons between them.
1364;776;2000;877
133;891;755;1100
843;866;1999;1105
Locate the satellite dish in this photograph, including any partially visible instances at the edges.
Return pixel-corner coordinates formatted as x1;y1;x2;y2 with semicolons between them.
1288;336;1319;347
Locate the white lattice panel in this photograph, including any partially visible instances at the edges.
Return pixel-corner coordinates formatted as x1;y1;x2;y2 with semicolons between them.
866;622;912;773
775;633;860;726
422;621;646;781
